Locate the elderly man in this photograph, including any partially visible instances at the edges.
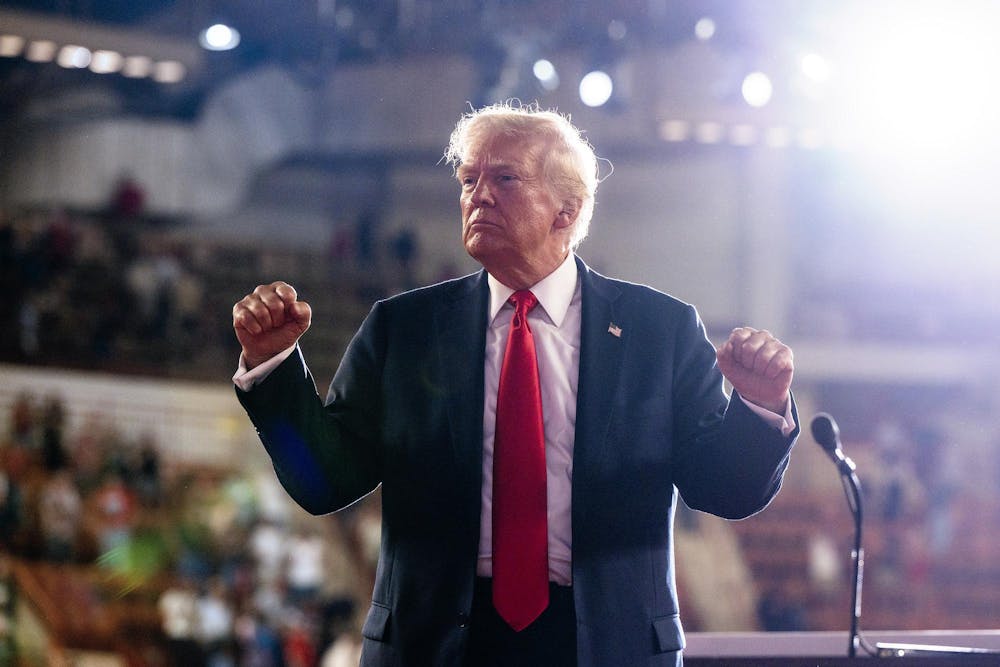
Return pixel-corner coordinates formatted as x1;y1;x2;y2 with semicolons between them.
233;103;798;667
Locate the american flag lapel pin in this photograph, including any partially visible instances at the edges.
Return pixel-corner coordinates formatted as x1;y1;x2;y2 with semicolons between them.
608;323;622;338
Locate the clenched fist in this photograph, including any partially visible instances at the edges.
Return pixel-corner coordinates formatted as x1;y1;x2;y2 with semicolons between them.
233;281;312;369
716;327;793;415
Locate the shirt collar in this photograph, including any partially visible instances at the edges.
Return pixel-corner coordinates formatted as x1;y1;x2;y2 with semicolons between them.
487;253;578;327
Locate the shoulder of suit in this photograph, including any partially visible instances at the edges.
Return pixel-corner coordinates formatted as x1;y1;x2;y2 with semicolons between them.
582;264;695;313
374;271;484;310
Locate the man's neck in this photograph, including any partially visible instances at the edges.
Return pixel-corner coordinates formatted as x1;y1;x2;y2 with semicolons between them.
485;251;570;291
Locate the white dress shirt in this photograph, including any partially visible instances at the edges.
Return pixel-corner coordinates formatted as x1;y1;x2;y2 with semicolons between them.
477;252;581;585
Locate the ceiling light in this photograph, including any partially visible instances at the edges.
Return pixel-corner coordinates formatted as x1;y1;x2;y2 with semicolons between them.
742;71;773;107
1;34;26;57
579;70;613;107
199;23;240;52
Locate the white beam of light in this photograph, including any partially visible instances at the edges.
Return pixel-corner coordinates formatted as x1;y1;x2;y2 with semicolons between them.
840;5;1000;161
819;3;1000;285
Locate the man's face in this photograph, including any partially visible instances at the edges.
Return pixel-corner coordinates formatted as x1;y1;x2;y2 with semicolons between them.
458;134;574;286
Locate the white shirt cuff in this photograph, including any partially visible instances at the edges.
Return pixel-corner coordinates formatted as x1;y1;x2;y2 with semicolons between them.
739;396;797;438
232;345;298;392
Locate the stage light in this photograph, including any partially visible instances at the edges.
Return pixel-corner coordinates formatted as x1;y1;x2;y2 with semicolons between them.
659;120;690;142
0;7;201;83
25;39;56;62
729;124;758;146
153;60;186;83
694;122;724;144
818;1;1000;164
579;70;613;107
90;50;123;74
801;53;831;82
694;17;716;41
741;71;773;108
199;23;240;51
0;34;25;57
607;20;627;41
533;58;559;91
122;55;152;78
57;44;90;69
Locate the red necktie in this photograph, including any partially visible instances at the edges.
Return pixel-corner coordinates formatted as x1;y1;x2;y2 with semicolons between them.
492;289;549;631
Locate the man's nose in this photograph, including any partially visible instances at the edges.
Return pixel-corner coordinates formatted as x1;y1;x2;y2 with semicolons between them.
470;177;494;206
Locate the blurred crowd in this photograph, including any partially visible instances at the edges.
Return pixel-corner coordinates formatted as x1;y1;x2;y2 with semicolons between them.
0;201;440;384
0;206;230;378
0;390;380;666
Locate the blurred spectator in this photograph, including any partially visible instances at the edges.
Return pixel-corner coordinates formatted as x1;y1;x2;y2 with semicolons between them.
235;609;283;667
4;393;37;477
89;470;138;557
757;584;808;631
283;610;318;667
0;470;23;551
110;174;146;220
134;434;163;508
285;526;325;607
354;209;380;270
38;467;83;562
198;576;236;667
159;576;204;666
0;554;15;664
125;236;181;343
68;415;111;495
319;632;362;667
174;267;207;354
250;518;287;587
9;391;37;448
40;393;67;472
389;226;419;290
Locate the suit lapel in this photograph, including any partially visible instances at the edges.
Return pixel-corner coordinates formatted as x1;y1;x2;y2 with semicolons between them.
573;257;626;503
433;272;490;516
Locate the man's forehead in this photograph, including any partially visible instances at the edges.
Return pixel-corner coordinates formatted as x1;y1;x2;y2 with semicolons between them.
460;136;541;171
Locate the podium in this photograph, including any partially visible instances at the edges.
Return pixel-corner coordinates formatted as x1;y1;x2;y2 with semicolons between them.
684;630;1000;664
687;658;999;666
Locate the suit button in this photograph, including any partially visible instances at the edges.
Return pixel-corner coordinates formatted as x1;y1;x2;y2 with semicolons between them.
456;612;469;628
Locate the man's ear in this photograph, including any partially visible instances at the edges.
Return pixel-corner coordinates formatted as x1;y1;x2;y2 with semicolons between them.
554;199;582;230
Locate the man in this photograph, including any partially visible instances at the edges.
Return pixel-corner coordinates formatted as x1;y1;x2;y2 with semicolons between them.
233;103;798;666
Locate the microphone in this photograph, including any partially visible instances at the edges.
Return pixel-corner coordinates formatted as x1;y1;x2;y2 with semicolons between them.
811;411;865;657
811;412;854;472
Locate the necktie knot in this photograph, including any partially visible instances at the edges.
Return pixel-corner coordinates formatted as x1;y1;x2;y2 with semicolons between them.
509;290;538;325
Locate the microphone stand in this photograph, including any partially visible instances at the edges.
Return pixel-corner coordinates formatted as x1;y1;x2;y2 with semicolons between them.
832;453;864;658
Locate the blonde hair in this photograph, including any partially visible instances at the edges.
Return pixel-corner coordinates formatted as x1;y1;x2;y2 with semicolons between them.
444;102;599;249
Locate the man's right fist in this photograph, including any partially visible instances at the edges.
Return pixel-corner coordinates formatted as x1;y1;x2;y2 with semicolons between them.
233;281;312;369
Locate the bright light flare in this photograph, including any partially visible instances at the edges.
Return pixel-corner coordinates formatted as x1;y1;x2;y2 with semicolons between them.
199;23;241;51
694;17;716;41
532;59;559;91
741;71;773;107
834;4;1000;160
801;53;831;82
0;35;25;58
90;50;123;74
579;70;613;107
57;45;91;69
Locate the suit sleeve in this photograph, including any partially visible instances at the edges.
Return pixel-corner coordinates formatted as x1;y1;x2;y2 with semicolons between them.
668;303;799;519
235;303;386;515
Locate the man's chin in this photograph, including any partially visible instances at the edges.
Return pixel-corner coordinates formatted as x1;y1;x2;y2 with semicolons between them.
463;234;499;264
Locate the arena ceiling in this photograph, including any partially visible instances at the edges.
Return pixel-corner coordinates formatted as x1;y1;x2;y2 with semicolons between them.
1;0;833;120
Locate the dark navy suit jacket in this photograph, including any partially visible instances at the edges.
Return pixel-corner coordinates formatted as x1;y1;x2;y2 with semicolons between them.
237;256;799;666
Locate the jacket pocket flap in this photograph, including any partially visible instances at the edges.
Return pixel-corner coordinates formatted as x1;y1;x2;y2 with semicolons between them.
362;602;391;641
652;614;686;653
